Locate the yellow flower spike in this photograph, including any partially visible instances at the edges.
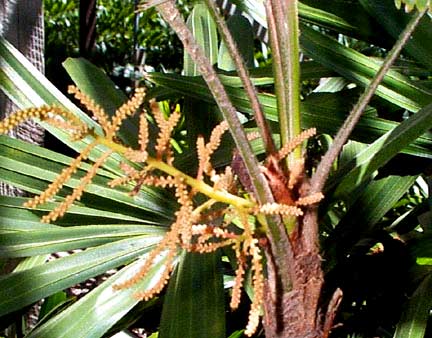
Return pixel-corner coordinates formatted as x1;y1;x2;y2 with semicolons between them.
68;86;112;134
245;238;265;337
188;223;238;254
206;121;229;158
115;198;185;291
0;107;42;134
295;192;324;206
197;120;229;178
108;163;140;188
115;177;192;293
150;99;167;130
276;127;316;161
24;141;96;209
0;105;87;136
115;235;177;293
230;247;246;310
196;135;207;180
142;175;177;188
124;148;148;163
211;166;234;191
133;248;177;301
138;111;149;152
109;87;146;137
41;148;113;223
174;179;196;246
258;203;303;217
153;106;181;162
287;158;305;189
42;117;86;139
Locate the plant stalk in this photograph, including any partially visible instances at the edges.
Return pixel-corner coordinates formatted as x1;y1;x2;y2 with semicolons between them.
266;0;302;165
153;0;296;292
304;8;427;253
95;134;254;208
204;0;277;155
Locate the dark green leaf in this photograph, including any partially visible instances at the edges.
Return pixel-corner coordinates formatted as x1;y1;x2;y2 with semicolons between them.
0;235;162;316
330;102;432;197
26;252;172;338
393;273;432;338
218;14;254;71
300;23;432;112
38;291;70;323
160;251;225;338
0;224;165;257
326;175;417;258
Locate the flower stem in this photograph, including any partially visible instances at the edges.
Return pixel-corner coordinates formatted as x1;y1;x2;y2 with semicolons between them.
266;0;302;165
309;8;427;195
95;134;254;209
203;0;276;155
303;8;427;254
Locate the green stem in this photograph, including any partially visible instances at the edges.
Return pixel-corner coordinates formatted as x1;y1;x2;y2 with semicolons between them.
95;134;254;209
204;0;277;155
154;0;271;202
266;0;302;165
304;8;427;253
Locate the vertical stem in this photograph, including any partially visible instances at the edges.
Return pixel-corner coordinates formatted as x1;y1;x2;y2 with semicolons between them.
204;0;277;155
79;0;97;58
304;8;427;253
154;0;295;294
266;0;302;165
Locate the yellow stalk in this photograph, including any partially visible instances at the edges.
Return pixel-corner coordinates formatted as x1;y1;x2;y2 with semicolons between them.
94;134;255;210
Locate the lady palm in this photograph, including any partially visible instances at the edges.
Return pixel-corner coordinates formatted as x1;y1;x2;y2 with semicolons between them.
0;84;320;335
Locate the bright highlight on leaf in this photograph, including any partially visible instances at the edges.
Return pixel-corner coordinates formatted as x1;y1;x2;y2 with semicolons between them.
395;0;431;12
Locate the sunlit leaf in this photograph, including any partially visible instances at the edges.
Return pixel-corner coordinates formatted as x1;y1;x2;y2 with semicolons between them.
160;251;225;338
26;252;172;338
0;235;162;316
393;273;432;338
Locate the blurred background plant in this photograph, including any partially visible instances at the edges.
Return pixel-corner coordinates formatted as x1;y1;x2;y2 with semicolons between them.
44;0;192;92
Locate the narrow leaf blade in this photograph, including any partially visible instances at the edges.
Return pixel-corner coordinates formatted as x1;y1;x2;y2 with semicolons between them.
393;274;432;338
160;251;225;338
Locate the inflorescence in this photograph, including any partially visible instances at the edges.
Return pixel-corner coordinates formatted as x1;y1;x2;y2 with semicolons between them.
0;87;323;336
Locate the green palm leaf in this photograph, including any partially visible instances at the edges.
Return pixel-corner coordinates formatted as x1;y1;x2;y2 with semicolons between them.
393;273;432;338
25;252;171;338
0;235;162;316
160;251;225;338
147;73;432;159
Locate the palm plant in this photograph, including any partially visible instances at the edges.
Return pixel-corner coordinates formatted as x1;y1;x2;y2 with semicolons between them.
0;0;432;337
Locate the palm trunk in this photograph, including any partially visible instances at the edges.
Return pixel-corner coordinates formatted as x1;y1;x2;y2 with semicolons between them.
262;207;342;338
0;0;45;196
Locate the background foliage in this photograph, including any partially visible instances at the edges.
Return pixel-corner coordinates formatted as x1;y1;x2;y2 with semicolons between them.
44;0;191;90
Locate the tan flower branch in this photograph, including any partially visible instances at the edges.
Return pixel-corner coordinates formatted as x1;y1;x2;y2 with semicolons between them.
0;86;321;336
0;105;88;139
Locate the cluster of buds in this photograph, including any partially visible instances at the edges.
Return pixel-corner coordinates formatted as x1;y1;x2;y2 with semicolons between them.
0;87;322;336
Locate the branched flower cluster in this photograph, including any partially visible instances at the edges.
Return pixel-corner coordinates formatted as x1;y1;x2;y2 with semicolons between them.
0;87;323;336
0;105;88;139
7;86;146;223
